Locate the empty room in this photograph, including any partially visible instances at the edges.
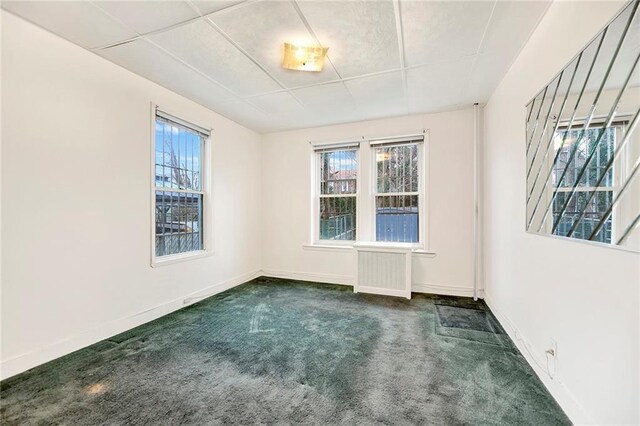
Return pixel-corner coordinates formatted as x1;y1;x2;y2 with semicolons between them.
1;0;639;424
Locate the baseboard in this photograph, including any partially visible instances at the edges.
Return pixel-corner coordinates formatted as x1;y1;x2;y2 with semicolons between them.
260;269;354;286
260;272;482;299
355;286;410;299
412;282;483;298
484;292;594;424
0;269;261;381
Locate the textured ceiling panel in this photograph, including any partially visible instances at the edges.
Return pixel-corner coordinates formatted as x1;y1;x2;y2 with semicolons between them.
96;39;238;106
191;0;246;16
480;1;550;55
2;1;137;49
296;0;401;78
345;71;408;119
149;19;281;96
291;82;360;123
401;1;495;67
2;0;553;132
406;58;475;114
93;1;199;35
246;91;304;116
212;100;274;132
456;53;511;106
210;1;340;88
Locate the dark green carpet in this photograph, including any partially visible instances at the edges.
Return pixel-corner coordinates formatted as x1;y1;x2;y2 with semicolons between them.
0;277;570;425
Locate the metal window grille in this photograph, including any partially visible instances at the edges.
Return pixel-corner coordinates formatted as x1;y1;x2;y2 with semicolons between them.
317;147;358;240
374;143;420;243
154;113;208;257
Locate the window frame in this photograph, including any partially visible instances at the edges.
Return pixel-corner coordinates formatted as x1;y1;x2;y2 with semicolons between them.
150;104;213;267
370;140;427;247
309;132;429;250
311;142;361;246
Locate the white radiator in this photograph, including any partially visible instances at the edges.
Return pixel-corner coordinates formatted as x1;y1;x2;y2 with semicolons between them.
353;242;412;299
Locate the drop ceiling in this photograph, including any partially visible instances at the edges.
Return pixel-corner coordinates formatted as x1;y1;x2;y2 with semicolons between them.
2;0;551;133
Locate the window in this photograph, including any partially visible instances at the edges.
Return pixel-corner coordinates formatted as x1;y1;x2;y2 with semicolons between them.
374;142;421;243
153;110;209;260
316;146;358;241
311;134;426;247
552;123;622;244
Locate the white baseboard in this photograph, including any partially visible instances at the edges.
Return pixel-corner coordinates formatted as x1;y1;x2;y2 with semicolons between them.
260;269;354;286
355;286;411;299
0;269;261;381
484;292;593;425
412;282;483;298
260;271;482;299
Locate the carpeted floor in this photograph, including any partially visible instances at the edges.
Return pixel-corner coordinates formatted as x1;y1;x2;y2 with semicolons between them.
0;277;570;425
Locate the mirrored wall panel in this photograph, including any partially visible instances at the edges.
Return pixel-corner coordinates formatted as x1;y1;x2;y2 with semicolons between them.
525;0;640;251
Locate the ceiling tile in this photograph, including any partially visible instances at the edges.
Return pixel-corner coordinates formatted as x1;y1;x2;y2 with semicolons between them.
213;100;276;132
149;19;281;96
191;0;246;16
210;1;340;88
296;0;401;78
401;1;495;67
291;82;360;123
246;91;305;116
457;53;510;106
406;58;475;114
1;1;137;49
345;71;408;118
93;1;199;35
96;39;238;106
480;1;551;56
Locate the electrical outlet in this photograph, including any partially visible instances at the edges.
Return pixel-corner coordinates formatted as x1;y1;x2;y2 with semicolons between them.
545;339;557;379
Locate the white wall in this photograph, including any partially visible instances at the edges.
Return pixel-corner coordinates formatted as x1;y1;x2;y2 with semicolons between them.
4;4;638;423
483;1;640;424
261;109;476;296
1;11;262;379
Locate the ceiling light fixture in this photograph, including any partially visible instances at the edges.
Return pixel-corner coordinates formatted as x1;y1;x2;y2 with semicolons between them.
282;43;328;72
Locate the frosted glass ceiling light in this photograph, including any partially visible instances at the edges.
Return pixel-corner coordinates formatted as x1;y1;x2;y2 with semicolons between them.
282;43;328;72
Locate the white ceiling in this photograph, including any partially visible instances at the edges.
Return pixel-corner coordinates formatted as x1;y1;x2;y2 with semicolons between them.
2;0;551;133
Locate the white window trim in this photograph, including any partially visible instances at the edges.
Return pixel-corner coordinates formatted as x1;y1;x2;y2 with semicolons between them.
308;131;431;252
150;103;214;267
370;138;428;249
310;141;360;246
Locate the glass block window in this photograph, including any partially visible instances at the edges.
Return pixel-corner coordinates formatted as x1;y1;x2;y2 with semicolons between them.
374;143;420;243
317;147;358;240
154;112;208;257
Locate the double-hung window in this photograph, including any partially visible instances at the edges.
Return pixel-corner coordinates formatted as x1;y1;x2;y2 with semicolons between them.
153;110;209;261
312;134;426;246
315;145;358;241
373;139;422;243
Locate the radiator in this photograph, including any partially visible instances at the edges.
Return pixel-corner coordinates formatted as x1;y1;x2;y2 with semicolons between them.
353;242;412;299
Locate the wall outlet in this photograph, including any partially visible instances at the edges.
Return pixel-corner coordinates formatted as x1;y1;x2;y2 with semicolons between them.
548;338;557;359
546;338;558;379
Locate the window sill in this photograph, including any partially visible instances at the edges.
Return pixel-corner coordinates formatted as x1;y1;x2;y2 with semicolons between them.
302;243;355;252
411;249;437;258
303;242;436;257
151;250;212;267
